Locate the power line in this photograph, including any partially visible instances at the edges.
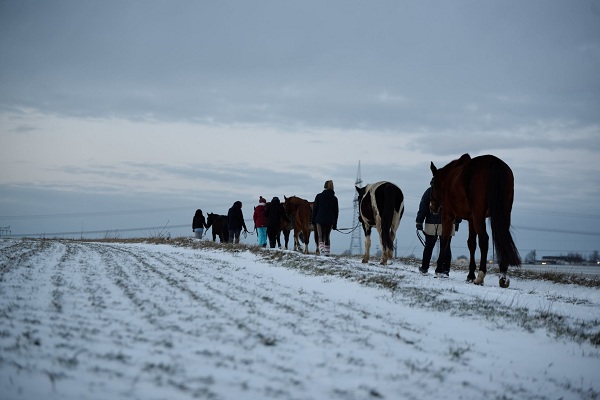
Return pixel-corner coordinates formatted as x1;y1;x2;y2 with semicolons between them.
513;225;600;237
5;224;189;238
0;206;194;220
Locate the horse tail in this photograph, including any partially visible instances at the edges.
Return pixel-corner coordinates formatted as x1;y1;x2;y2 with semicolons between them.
489;162;521;268
380;183;396;252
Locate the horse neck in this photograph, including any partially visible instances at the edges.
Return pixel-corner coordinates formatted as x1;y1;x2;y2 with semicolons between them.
287;199;302;213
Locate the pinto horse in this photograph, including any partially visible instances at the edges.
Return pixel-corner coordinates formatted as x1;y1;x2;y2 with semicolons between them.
206;213;229;243
283;196;319;254
430;154;521;288
356;182;404;265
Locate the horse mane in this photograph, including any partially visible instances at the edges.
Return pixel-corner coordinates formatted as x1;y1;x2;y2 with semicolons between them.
445;153;471;172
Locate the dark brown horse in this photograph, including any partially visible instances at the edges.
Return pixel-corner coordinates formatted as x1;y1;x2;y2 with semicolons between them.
279;216;293;249
356;182;404;265
283;196;319;254
430;154;521;288
206;213;229;243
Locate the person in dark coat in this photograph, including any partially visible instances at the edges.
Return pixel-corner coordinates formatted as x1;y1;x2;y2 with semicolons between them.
311;180;339;256
264;196;288;248
227;201;248;244
416;185;461;277
192;209;207;239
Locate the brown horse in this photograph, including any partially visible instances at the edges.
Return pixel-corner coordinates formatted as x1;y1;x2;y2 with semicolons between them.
283;196;319;254
430;154;521;288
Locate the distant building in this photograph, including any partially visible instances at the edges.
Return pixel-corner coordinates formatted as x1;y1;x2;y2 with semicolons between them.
540;255;584;265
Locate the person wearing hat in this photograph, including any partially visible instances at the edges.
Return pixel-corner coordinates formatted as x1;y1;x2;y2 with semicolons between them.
253;196;268;247
311;180;339;256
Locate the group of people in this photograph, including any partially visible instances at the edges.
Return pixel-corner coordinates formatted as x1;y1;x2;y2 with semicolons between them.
194;179;460;276
252;195;288;249
192;180;340;256
254;180;339;255
192;201;249;244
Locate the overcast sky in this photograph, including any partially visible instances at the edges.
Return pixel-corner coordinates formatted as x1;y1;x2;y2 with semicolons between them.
1;1;599;259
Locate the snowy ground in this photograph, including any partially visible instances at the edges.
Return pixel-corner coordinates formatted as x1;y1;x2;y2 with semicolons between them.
1;238;599;400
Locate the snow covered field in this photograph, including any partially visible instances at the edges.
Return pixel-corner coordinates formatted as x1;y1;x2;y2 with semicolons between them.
1;238;599;400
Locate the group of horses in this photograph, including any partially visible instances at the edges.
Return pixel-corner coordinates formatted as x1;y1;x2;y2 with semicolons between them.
205;154;521;288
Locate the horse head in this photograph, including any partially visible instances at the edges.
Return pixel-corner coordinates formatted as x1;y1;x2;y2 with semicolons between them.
355;185;367;204
429;153;471;214
205;212;216;228
283;195;301;215
355;185;367;222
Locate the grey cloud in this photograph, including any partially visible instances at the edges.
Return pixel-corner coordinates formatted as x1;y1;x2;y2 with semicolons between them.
1;1;599;133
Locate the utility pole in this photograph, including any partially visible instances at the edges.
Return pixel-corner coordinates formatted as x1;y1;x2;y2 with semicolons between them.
349;161;363;255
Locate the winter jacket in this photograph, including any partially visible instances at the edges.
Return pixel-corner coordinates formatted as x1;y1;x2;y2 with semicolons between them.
416;187;461;235
192;210;206;231
253;203;267;228
416;188;442;225
227;202;247;231
264;197;287;228
311;189;339;227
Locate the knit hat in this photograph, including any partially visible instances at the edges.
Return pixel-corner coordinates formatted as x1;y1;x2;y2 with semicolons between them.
259;196;266;204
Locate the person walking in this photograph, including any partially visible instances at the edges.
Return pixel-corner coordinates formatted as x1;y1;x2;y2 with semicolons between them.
416;185;461;277
311;180;339;256
264;196;288;248
253;196;268;247
192;209;207;239
227;201;248;244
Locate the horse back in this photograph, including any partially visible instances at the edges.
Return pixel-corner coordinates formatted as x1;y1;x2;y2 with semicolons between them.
439;155;512;221
466;155;513;214
360;181;403;226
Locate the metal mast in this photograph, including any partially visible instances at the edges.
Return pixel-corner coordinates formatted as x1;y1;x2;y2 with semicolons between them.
349;161;363;255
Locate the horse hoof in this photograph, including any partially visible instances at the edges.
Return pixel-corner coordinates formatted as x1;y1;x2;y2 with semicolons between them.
466;278;475;283
473;271;486;286
499;276;510;288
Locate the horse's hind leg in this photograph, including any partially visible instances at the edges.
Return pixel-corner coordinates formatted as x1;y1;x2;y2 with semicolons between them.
379;240;390;265
283;230;290;249
498;261;510;288
466;220;477;282
381;247;393;265
377;228;389;265
473;220;489;286
362;234;371;263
